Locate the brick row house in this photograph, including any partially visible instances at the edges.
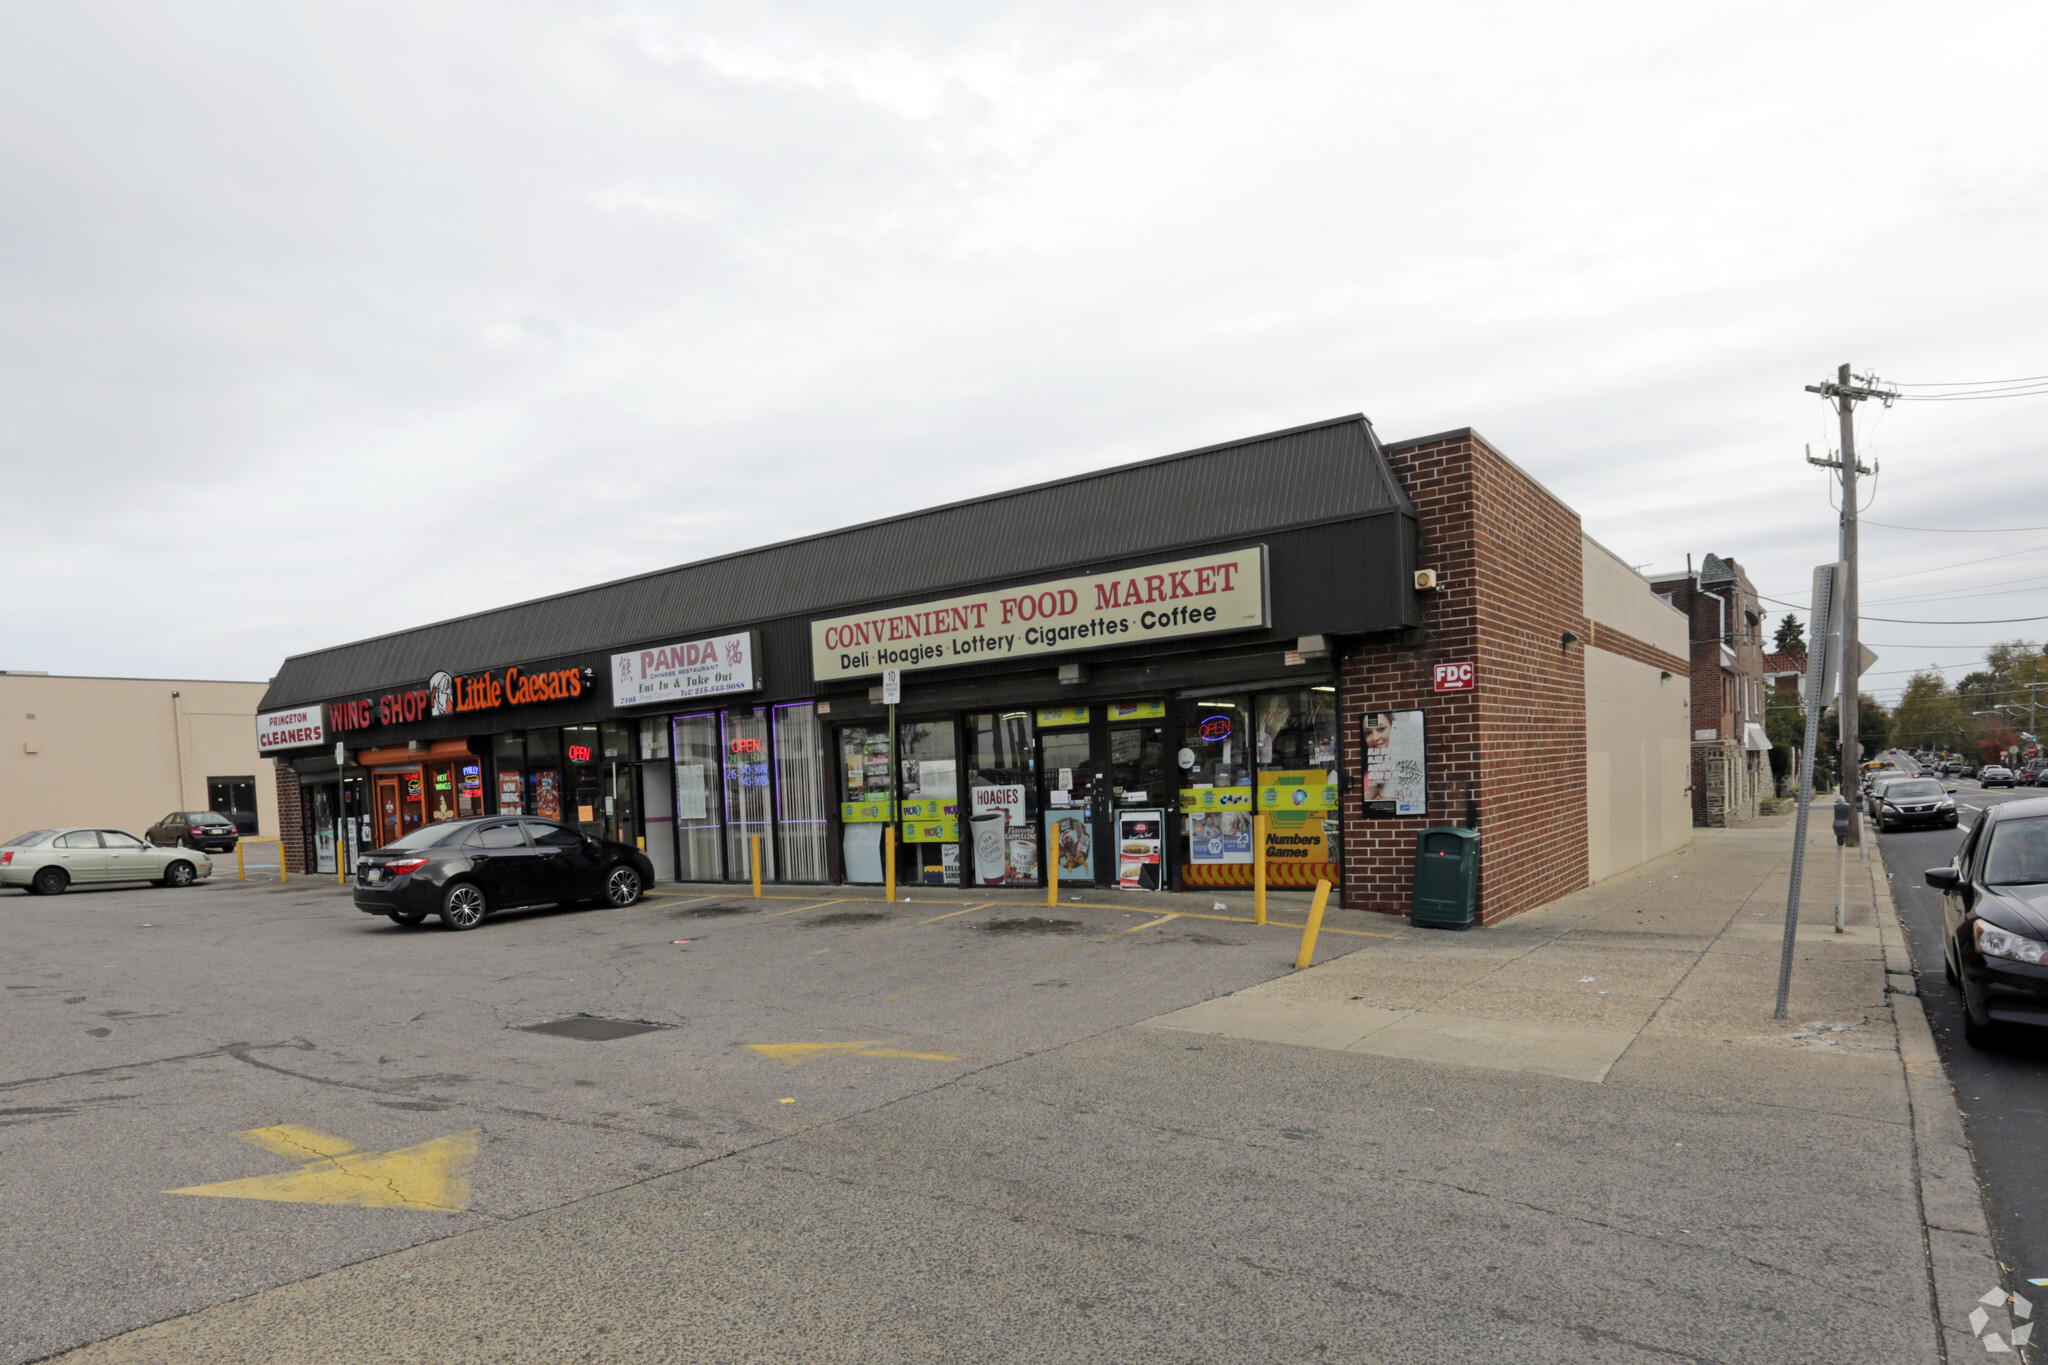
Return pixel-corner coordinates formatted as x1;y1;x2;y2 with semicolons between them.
1649;555;1773;826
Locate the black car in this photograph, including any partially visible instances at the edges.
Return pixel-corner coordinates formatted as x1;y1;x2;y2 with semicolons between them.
1929;797;2048;1045
145;811;240;853
353;816;652;930
1872;777;1958;833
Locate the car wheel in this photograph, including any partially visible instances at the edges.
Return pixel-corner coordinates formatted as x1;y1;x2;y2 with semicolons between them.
31;866;68;896
439;882;487;930
388;909;428;927
1963;1004;2003;1049
161;860;197;889
603;865;642;907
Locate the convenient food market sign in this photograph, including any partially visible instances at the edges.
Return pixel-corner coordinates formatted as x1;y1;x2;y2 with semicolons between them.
810;546;1268;681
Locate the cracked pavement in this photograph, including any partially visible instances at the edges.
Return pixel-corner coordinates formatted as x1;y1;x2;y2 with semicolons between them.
2;837;1960;1362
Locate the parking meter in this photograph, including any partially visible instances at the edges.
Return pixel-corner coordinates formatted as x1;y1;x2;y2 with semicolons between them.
1832;795;1853;846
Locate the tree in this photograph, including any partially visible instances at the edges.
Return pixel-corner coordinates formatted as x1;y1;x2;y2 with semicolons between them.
1821;693;1892;767
1765;685;1804;789
1891;670;1967;751
1772;614;1806;656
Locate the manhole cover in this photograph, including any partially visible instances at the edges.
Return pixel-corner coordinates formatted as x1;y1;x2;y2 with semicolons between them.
519;1015;672;1042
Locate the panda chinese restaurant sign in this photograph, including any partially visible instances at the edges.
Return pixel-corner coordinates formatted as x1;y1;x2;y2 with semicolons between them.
810;546;1268;682
610;631;758;708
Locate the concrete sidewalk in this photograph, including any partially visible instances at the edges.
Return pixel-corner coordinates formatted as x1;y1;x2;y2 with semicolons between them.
55;815;2003;1363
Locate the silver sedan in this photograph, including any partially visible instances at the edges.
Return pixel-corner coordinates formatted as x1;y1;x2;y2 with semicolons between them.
0;827;215;895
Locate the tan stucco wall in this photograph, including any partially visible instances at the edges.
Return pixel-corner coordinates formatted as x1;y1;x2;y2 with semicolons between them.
0;674;276;842
1581;536;1693;882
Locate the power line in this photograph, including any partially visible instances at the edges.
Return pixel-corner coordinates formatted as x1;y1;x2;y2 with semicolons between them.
1862;612;2048;625
1768;542;2048;602
1892;374;2048;387
1865;519;2048;533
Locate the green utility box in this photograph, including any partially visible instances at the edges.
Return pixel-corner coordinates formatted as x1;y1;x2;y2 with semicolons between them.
1411;826;1480;930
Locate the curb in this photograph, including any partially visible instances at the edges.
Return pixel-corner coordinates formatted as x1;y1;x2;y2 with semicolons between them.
1870;842;2008;1361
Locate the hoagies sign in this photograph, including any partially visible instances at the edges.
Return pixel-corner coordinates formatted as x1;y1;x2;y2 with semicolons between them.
811;546;1267;681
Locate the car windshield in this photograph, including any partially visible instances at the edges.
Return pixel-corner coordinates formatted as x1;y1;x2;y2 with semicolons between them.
3;830;53;847
1886;781;1944;800
1984;816;2048;887
380;823;465;851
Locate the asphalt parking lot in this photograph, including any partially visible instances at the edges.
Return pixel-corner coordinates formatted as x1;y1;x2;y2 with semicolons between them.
0;872;1370;1362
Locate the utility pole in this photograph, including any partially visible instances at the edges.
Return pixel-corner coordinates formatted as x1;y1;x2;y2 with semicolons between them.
1805;364;1892;851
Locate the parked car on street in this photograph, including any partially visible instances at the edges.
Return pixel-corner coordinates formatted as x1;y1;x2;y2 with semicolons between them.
1982;765;2018;789
352;816;653;930
1929;798;2048;1045
1865;773;1920;817
0;828;213;895
144;811;240;853
1872;777;1959;833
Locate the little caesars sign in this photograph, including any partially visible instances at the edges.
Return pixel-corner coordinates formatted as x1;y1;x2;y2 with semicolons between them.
811;547;1267;681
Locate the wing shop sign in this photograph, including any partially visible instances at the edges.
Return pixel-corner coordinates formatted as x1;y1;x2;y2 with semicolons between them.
611;631;758;708
811;546;1268;681
326;664;591;734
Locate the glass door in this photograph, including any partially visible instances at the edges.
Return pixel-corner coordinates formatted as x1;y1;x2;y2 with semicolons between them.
898;719;959;887
1178;696;1253;887
836;724;892;885
774;704;830;882
1107;701;1168;890
671;714;724;881
723;711;774;882
1039;720;1099;885
966;710;1037;886
1255;688;1342;888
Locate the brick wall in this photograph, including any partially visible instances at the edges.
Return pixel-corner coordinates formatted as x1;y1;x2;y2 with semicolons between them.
1338;431;1589;924
273;760;304;875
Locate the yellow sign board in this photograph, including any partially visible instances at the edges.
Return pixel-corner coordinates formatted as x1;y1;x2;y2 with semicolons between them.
1263;808;1330;861
1106;700;1166;721
1036;706;1091;727
902;819;959;844
840;799;895;824
1258;769;1340;811
899;798;955;820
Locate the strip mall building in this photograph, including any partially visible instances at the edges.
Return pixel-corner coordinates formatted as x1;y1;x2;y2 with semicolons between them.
258;416;1691;922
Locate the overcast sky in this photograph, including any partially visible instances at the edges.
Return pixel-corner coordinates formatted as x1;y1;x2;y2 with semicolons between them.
5;2;2045;703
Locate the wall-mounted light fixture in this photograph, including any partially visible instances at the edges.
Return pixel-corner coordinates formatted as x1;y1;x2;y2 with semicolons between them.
1561;631;1582;649
1660;670;1673;681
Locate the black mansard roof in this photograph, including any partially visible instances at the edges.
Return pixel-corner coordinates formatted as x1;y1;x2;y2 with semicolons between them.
259;413;1411;710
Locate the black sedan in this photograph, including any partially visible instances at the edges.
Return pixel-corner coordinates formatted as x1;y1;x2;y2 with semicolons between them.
353;816;653;930
1872;777;1959;833
1929;797;2048;1044
145;811;240;853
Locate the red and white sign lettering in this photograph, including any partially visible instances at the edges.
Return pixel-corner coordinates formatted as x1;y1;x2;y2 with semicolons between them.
1432;661;1476;693
256;706;326;753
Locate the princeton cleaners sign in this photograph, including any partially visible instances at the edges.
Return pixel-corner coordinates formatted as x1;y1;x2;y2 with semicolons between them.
256;705;326;754
611;631;758;708
810;547;1268;682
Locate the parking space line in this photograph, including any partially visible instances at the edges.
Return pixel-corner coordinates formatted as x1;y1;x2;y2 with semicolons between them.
882;912;1185;1002
763;898;850;919
906;903;989;927
644;890;1393;936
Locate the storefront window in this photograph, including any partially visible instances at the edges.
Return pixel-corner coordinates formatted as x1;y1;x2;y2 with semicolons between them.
492;734;524;814
599;722;638;846
526;729;563;822
1254;688;1342;888
723;711;774;882
562;725;604;835
1179;695;1253;887
966;711;1037;886
671;714;722;881
899;719;959;886
774;704;829;883
837;725;892;884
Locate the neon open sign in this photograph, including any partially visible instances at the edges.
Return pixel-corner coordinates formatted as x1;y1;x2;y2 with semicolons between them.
729;737;764;755
1197;715;1234;741
566;744;593;763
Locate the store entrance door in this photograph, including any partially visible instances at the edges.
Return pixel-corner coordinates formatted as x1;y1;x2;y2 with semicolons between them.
372;772;423;848
604;762;641;850
1039;728;1102;886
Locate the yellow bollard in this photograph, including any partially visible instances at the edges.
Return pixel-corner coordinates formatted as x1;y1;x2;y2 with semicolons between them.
1253;813;1268;925
1294;879;1332;969
750;833;763;899
278;841;286;884
236;840;246;881
885;824;896;903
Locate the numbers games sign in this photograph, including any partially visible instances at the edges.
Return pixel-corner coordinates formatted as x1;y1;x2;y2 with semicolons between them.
811;547;1268;681
611;631;758;708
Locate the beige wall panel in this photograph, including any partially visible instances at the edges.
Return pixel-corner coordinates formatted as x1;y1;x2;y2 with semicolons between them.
1582;534;1688;656
0;675;270;842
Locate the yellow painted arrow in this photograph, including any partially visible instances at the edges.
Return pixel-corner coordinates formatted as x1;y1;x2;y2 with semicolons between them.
747;1040;963;1066
169;1124;476;1212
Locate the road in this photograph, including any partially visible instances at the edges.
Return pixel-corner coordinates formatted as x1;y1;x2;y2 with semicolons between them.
1879;758;2048;1288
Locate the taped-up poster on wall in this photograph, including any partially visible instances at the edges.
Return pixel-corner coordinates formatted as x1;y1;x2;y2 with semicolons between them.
1362;710;1427;817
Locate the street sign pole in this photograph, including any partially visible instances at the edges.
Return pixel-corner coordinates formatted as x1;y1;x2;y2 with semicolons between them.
1776;563;1840;1019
